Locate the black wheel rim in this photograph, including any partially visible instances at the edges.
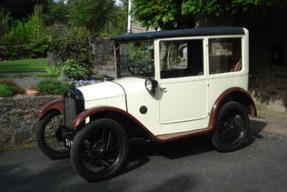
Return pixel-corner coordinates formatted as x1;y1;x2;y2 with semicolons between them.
218;110;245;148
79;127;123;175
44;114;68;153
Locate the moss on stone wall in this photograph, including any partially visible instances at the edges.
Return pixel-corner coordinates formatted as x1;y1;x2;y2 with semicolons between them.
0;95;61;149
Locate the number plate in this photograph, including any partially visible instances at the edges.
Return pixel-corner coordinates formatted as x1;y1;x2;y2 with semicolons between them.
65;138;73;148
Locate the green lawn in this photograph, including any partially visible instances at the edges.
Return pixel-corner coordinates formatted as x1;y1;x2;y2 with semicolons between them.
0;58;48;72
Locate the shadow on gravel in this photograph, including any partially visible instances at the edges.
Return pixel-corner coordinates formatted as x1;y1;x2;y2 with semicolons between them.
121;134;214;174
122;119;267;176
250;119;267;138
131;134;213;159
244;119;267;148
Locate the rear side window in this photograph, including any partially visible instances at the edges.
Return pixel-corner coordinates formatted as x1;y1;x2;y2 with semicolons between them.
209;38;242;74
160;39;204;79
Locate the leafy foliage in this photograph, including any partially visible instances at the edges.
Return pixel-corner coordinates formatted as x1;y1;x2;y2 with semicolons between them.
51;29;92;63
68;0;116;35
45;65;61;77
1;47;19;59
133;0;194;30
0;84;14;97
1;4;49;59
0;78;25;95
43;0;69;25
36;79;70;95
60;59;92;80
133;0;280;30
181;0;276;16
49;29;93;79
25;38;50;58
1;5;47;46
0;8;10;43
0;0;50;20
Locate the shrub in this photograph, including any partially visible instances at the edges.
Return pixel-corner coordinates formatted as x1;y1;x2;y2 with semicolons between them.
60;59;92;80
0;84;14;97
0;8;10;43
1;46;20;60
50;30;92;62
25;38;50;58
36;79;70;95
1;5;47;47
0;78;25;95
1;5;48;59
46;65;61;76
49;30;93;79
35;65;61;78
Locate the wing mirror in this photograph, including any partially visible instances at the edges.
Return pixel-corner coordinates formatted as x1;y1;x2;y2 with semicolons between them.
145;78;158;94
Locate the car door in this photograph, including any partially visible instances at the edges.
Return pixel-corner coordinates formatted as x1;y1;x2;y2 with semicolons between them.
157;39;209;124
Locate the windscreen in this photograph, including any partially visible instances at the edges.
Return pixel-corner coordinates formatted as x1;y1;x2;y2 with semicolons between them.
115;41;154;78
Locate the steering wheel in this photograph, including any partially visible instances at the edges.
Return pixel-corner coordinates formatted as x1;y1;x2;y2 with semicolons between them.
128;64;148;75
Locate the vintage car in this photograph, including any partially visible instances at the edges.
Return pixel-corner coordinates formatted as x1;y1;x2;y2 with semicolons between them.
34;27;257;182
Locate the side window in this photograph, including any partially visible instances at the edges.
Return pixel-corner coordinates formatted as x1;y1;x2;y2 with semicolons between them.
209;38;242;74
160;40;203;79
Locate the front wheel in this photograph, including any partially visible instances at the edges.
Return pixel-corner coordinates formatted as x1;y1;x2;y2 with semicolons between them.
71;118;129;182
35;111;70;160
212;102;249;152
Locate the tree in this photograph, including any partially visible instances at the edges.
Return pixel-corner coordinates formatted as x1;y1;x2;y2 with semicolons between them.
132;0;194;30
133;0;280;30
0;8;10;42
181;0;276;17
43;0;69;25
0;0;51;20
68;0;117;35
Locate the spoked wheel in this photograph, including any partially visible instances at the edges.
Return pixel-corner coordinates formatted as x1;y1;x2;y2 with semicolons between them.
35;111;70;160
71;118;129;182
212;102;249;152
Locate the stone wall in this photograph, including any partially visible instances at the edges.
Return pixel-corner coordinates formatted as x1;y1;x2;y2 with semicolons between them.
249;67;287;112
244;7;287;112
0;95;60;149
47;37;116;77
92;37;116;77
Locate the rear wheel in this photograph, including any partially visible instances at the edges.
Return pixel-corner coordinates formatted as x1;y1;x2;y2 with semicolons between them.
212;102;249;152
71;118;129;182
35;111;70;160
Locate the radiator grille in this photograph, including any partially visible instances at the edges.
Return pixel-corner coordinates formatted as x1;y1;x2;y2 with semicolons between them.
64;96;77;127
64;89;84;128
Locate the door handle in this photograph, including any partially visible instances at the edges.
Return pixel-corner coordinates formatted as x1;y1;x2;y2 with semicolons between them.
160;87;167;92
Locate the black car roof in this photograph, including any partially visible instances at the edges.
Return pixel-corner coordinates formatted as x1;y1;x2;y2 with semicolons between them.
111;27;245;41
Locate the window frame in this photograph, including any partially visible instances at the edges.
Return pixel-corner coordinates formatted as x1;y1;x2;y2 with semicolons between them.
115;40;155;78
206;35;247;78
155;37;206;82
154;34;248;82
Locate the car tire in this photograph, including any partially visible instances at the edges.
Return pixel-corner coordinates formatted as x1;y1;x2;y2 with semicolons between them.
71;118;129;182
212;101;249;152
35;111;70;160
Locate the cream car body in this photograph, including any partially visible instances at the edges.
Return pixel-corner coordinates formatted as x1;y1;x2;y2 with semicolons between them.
34;27;257;182
73;28;251;138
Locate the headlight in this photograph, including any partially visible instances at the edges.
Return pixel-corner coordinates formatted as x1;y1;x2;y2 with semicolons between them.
145;78;158;94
